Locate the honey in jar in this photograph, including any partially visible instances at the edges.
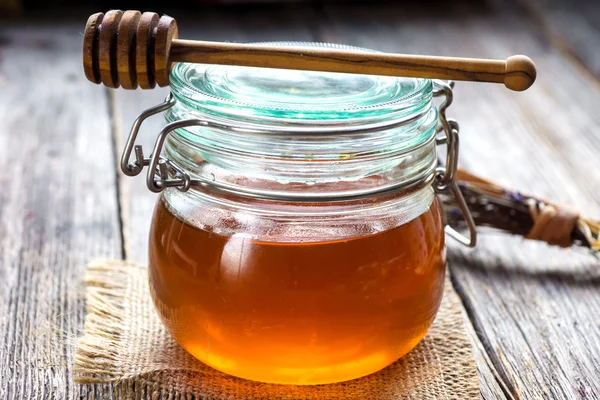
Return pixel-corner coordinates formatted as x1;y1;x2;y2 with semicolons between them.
143;43;451;384
150;192;445;384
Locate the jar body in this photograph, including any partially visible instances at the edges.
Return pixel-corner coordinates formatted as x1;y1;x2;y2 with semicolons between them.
145;46;446;384
148;186;446;385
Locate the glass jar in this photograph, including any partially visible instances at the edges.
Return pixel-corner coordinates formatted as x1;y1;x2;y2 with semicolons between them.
121;43;475;385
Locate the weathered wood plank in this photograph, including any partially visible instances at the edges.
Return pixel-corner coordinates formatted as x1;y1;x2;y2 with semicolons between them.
0;20;121;399
318;0;600;398
461;304;512;399
114;6;315;262
518;0;600;79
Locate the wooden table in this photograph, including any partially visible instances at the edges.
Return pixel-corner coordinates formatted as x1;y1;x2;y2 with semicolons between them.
1;0;599;398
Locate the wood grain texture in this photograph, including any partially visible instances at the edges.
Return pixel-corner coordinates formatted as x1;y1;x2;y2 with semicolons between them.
316;0;600;398
3;1;600;399
0;20;121;399
82;12;103;84
136;12;160;90
518;0;600;80
168;40;535;91
81;7;536;91
154;15;178;87
98;10;123;88
116;10;141;90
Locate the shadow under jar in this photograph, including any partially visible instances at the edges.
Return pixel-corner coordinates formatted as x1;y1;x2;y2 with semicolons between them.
145;44;449;385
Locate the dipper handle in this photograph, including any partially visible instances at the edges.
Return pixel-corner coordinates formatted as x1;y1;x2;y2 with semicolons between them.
83;10;537;91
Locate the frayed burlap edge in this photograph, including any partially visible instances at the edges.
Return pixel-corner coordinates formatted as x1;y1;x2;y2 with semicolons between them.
74;260;480;400
74;260;135;382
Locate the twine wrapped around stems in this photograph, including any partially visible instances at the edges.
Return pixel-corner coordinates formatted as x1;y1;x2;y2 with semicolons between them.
441;169;600;251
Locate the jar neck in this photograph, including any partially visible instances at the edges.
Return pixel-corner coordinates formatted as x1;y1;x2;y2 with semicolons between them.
163;100;438;201
161;184;437;241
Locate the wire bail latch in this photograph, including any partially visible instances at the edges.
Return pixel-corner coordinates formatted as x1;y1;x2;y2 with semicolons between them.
433;80;477;247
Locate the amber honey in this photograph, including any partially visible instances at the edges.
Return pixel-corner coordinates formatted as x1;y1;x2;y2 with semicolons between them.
148;194;445;385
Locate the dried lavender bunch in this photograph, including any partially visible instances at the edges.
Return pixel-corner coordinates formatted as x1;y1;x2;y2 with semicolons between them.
439;170;599;250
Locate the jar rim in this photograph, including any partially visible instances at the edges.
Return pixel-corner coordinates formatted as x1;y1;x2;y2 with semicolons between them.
169;42;433;129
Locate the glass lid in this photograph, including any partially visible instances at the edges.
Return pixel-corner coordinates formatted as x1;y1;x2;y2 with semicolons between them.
169;43;433;126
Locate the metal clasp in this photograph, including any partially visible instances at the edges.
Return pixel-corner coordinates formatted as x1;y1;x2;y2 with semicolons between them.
433;80;477;247
119;94;195;193
120;93;176;177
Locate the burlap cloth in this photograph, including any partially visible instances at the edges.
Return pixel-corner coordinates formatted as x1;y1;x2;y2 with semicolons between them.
73;260;480;399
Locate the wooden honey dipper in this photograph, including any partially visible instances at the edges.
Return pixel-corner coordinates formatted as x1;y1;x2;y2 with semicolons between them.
83;10;537;91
